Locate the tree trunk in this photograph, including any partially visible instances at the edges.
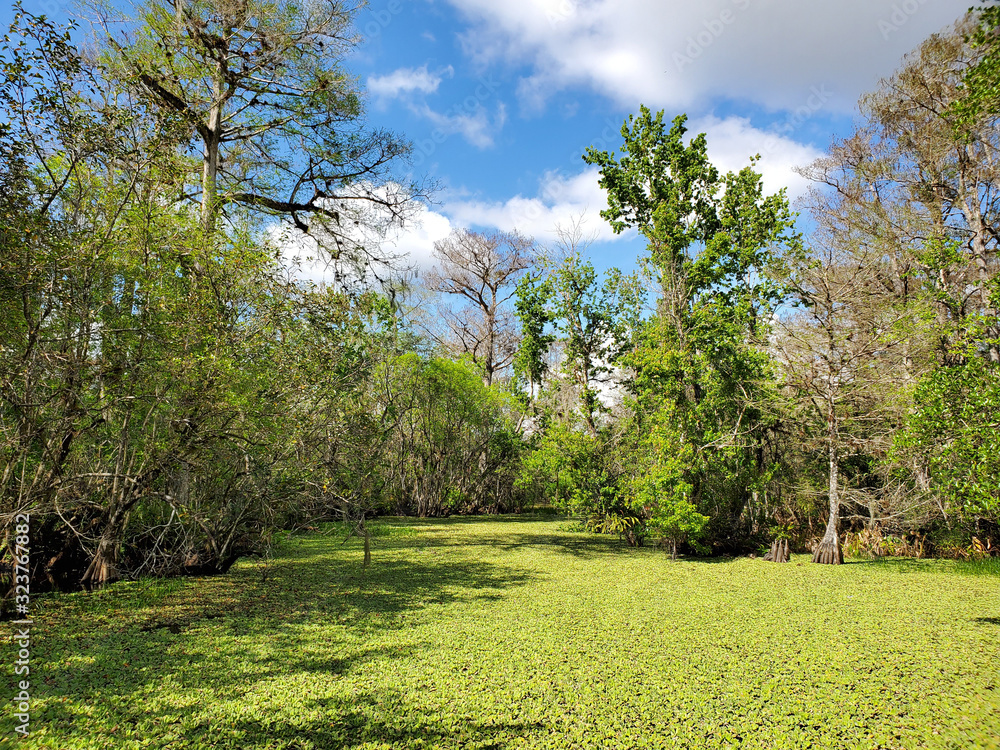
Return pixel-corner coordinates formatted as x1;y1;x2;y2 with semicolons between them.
763;538;790;562
201;65;223;233
813;415;844;564
961;182;999;362
81;533;120;588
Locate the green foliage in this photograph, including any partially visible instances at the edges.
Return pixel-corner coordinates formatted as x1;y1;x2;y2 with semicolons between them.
952;4;1000;126
512;273;555;395
0;4;418;588
627;406;709;556
892;354;1000;523
378;354;527;517
96;0;413;243
540;251;644;433
8;517;1000;749
585;107;796;552
517;421;609;515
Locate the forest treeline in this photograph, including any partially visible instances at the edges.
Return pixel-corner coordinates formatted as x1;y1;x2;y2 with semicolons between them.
1;0;998;597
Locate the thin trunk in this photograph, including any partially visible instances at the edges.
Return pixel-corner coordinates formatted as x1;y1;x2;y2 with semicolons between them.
201;67;223;233
813;402;843;564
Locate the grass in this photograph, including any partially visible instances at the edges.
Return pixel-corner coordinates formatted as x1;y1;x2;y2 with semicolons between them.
5;516;1000;749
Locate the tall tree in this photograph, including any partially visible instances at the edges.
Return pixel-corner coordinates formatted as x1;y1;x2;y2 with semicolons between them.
0;4;415;590
543;246;643;437
424;229;536;386
954;3;1000;124
585;107;798;552
87;0;415;272
512;273;555;399
774;240;909;564
797;19;1000;548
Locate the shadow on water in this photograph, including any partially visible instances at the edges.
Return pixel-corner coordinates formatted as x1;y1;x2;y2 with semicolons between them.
27;542;540;749
842;557;946;574
175;697;547;750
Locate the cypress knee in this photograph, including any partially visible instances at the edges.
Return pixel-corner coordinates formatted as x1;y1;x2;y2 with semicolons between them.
763;539;790;562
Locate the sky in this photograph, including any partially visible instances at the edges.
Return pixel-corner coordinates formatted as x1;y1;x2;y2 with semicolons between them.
10;0;972;278
345;0;970;276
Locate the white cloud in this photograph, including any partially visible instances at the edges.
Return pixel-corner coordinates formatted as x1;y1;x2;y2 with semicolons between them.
367;63;505;148
374;169;625;265
272;226;340;287
273;204;453;286
397;111;822;254
417;101;507;149
693;115;825;199
441;168;623;244
273;111;824;285
446;0;968;115
368;64;453;101
385;203;455;267
436;114;822;244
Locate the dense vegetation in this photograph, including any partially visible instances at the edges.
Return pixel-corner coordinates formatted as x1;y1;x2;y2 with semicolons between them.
4;516;998;749
2;0;999;602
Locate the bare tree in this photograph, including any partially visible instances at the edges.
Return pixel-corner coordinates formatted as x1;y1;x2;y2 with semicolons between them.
424;229;537;386
787;19;1000;548
774;237;909;564
801;18;1000;369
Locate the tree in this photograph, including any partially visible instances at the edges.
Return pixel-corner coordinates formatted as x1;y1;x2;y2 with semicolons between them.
892;340;1000;535
387;354;524;517
953;3;1000;124
512;273;555;399
774;239;909;565
540;227;644;437
796;19;1000;552
0;5;415;590
424;229;536;386
585;107;798;553
627;405;709;560
87;0;415;272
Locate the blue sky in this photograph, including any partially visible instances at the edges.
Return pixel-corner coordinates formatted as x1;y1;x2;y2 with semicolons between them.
344;0;969;275
9;0;972;276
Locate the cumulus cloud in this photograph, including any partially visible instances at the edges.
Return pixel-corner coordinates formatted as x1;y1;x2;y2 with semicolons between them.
441;168;622;244
446;0;968;115
416;100;507;149
693;115;825;198
371;169;624;266
368;64;453;101
367;63;506;148
274;110;824;285
385;203;455;267
395;111;823;256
